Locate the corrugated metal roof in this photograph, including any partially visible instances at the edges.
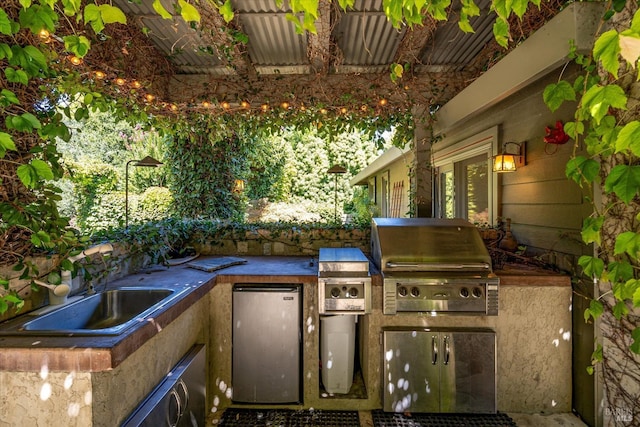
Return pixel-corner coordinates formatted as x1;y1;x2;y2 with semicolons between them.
420;0;496;69
113;0;543;77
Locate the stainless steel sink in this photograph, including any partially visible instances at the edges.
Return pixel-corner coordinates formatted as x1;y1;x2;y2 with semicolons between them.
0;287;189;336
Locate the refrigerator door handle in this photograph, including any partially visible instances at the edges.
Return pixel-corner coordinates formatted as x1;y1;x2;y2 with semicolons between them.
431;335;438;365
443;335;450;365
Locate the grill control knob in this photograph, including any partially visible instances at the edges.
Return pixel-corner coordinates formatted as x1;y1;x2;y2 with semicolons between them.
398;286;408;297
330;287;341;298
410;287;420;297
459;287;470;298
472;287;483;298
348;287;359;298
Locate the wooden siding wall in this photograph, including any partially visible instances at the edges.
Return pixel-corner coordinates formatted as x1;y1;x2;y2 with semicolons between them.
370;152;414;218
433;64;592;269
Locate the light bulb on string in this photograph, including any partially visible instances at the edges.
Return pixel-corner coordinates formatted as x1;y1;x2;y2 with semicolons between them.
115;78;126;86
94;70;106;80
69;55;83;66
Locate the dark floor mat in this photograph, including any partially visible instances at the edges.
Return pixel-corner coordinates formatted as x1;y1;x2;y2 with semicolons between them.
372;410;517;427
219;408;360;426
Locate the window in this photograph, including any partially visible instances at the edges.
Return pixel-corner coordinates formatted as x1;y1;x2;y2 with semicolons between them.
433;127;498;225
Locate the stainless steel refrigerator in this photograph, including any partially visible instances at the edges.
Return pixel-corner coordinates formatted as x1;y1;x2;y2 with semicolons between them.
383;327;496;413
232;284;302;403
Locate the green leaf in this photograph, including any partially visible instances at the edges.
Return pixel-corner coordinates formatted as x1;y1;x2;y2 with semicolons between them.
565;156;600;185
423;0;450;21
0;89;20;106
578;255;604;279
511;0;529;18
563;120;584;139
593;30;621;78
16;164;39;188
581;84;627;125
612;300;629;319
153;0;173;19
492;18;509;48
543;81;576;112
218;0;234;22
178;0;201;22
581;215;604;245
0;8;13;35
64;35;91;57
5;67;28;85
23;45;47;70
631;327;640;354
614;231;640;260
61;0;81;16
18;4;58;33
99;4;126;25
84;4;104;34
616;120;640;156
608;261;634;283
31;159;54;181
584;298;604;322
0;131;17;157
604;165;640;204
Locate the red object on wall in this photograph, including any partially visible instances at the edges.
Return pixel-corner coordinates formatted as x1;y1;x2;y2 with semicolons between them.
544;120;570;145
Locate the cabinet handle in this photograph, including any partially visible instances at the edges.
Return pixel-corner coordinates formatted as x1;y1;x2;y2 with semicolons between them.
176;379;189;417
167;389;182;427
431;335;438;365
443;335;450;365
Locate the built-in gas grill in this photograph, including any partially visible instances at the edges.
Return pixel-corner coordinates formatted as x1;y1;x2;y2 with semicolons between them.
318;247;372;314
371;218;499;315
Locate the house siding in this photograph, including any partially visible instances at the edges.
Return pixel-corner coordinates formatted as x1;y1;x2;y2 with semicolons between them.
432;64;592;266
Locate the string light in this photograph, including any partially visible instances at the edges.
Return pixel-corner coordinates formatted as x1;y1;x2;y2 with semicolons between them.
38;29;51;43
58;52;403;118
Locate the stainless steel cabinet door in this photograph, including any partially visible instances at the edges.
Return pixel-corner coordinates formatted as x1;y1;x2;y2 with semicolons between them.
232;286;301;403
440;331;496;413
382;330;440;412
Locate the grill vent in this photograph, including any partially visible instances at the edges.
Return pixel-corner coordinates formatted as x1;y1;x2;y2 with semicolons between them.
383;282;397;315
487;285;499;315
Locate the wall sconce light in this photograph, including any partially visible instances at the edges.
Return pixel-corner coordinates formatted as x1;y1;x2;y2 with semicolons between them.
493;141;525;173
232;179;245;193
125;156;163;228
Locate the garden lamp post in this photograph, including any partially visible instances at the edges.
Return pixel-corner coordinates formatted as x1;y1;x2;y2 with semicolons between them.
327;164;347;223
125;156;163;228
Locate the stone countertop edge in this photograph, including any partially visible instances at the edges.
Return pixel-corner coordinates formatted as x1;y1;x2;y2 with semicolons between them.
0;256;568;372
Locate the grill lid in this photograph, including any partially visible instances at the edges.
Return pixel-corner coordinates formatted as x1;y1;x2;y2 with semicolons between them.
371;218;492;273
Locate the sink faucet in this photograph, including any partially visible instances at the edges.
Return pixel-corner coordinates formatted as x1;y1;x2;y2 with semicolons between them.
33;279;71;305
61;243;114;290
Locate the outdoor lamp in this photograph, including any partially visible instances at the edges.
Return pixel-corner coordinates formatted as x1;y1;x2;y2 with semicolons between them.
493;142;525;173
327;164;347;222
125;156;163;228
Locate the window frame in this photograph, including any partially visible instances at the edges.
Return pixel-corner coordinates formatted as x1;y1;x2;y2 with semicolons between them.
432;126;499;225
